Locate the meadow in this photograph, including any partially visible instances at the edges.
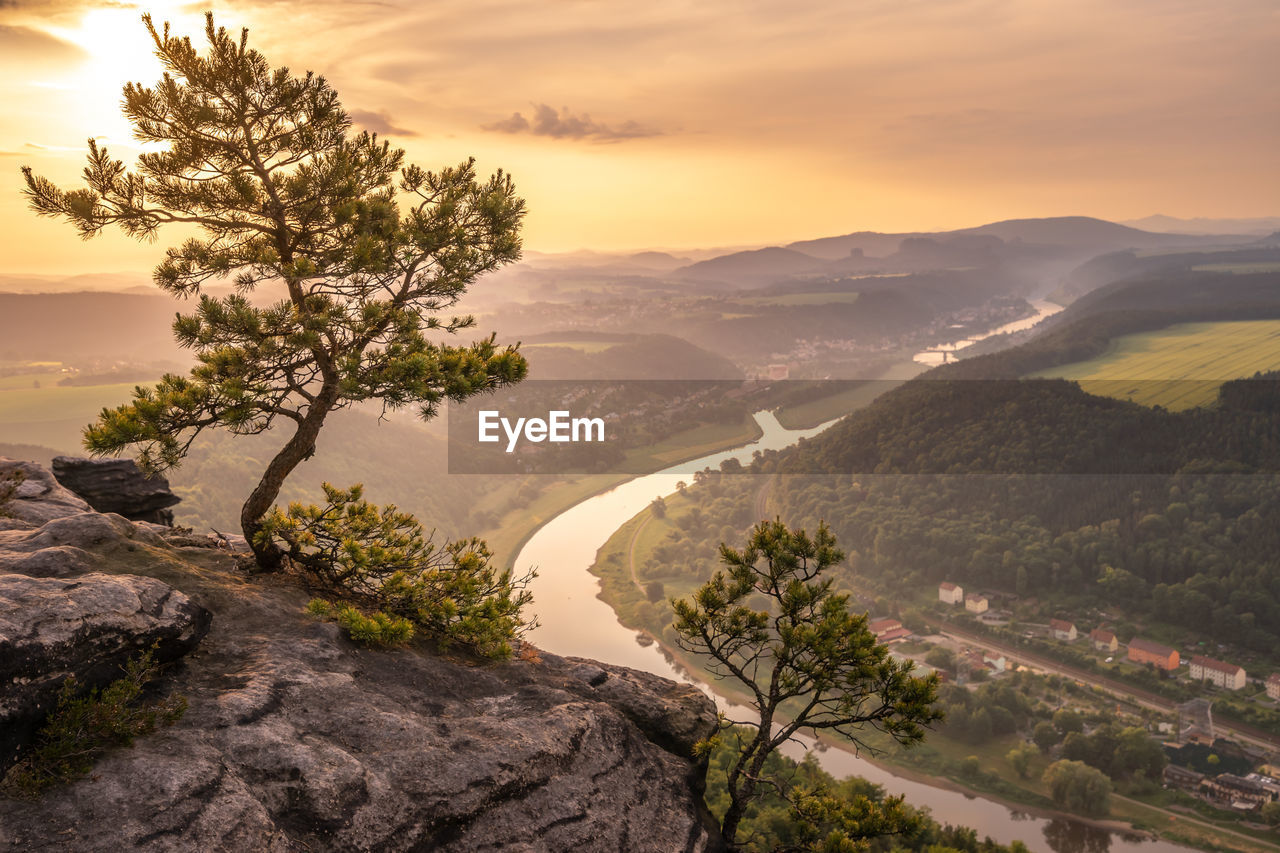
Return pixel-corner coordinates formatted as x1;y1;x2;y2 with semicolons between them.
1191;262;1280;275
734;291;862;307
0;377;158;454
521;339;619;354
1029;320;1280;410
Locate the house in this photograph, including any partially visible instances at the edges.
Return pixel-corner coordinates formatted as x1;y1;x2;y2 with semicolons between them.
964;594;988;614
1089;628;1118;653
1190;655;1246;690
1201;774;1276;810
1127;637;1179;671
1163;765;1205;792
1248;774;1280;802
1049;619;1078;642
938;581;963;605
1267;673;1280;701
868;617;912;644
868;617;901;636
960;649;1006;677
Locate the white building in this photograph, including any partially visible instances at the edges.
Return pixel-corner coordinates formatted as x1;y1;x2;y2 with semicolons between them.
1190;655;1246;690
938;581;963;605
1267;674;1280;701
1050;619;1078;642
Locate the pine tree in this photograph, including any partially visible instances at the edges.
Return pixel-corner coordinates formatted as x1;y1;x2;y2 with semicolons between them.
22;14;527;568
672;520;941;848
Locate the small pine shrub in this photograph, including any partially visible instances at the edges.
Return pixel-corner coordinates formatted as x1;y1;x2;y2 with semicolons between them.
0;469;24;518
305;598;415;648
1;650;186;798
334;605;415;648
305;598;334;619
261;484;536;658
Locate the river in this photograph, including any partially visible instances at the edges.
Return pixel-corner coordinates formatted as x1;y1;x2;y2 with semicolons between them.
515;409;1196;853
914;298;1065;366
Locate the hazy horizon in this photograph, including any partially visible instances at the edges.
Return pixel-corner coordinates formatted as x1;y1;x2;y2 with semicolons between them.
2;0;1278;274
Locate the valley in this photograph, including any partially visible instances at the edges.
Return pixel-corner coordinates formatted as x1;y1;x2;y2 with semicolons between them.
4;215;1280;851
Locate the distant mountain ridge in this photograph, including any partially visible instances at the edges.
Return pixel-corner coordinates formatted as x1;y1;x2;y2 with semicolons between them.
1122;214;1280;236
672;246;826;282
784;216;1254;263
0;272;152;294
5;216;1265;295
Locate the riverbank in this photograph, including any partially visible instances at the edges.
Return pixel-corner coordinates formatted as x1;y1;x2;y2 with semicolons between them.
771;357;923;430
588;496;1278;853
511;400;1259;851
480;412;766;569
612;585;1274;852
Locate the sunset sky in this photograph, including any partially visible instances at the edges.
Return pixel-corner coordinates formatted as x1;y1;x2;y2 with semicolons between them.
1;0;1276;274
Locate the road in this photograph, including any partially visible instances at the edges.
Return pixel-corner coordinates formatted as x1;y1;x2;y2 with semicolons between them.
1110;791;1280;853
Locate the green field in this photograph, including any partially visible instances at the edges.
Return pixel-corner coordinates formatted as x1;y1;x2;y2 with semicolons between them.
1030;320;1280;410
620;414;761;468
0;370;68;391
1192;262;1280;274
0;381;156;453
479;415;762;570
735;291;861;307
522;340;619;354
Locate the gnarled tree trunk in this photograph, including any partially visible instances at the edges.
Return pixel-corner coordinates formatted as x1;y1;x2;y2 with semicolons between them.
240;386;339;570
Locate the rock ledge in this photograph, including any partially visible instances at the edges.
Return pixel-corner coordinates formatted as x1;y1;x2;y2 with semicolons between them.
0;458;721;852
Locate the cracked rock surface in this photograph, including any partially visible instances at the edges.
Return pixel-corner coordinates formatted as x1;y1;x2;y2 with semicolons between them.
0;458;721;852
0;571;212;774
52;456;181;525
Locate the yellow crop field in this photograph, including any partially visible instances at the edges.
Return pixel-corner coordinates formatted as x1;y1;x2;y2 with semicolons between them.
522;340;618;354
736;291;861;307
1030;320;1280;410
0;381;155;454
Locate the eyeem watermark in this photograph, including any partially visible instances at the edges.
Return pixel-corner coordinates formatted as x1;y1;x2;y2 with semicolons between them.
478;410;606;453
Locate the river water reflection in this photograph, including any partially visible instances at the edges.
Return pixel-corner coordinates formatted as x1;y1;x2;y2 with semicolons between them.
914;299;1065;366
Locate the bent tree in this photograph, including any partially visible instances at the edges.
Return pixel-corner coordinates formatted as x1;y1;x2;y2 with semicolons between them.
22;15;527;568
672;520;941;849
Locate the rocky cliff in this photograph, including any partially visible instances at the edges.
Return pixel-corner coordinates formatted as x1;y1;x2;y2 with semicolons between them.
0;457;722;851
50;456;182;526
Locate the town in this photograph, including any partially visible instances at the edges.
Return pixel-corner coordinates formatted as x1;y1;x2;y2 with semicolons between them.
852;578;1280;823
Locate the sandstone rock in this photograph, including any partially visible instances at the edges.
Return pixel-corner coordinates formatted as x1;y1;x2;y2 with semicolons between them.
0;460;722;852
0;511;156;566
143;524;252;554
0;572;213;774
564;659;718;758
0;573;720;852
0;545;94;578
0;457;91;526
52;456;181;526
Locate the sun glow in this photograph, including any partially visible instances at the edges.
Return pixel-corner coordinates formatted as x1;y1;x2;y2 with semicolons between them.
45;3;205;145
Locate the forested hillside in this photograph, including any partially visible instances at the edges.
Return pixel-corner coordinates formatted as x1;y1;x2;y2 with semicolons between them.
662;270;1280;655
947;269;1280;379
